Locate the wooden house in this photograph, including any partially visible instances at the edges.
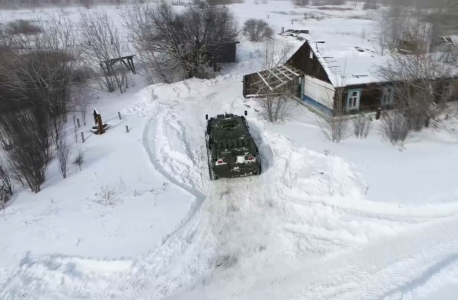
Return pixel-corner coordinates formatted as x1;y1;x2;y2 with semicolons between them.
243;38;458;118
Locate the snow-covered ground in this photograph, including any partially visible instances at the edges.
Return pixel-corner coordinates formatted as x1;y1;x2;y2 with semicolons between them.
1;1;458;299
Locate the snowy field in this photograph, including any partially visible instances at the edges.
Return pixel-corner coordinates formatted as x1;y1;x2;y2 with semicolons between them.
1;1;458;299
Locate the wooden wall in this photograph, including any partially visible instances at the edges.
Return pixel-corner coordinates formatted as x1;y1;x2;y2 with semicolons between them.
286;42;332;83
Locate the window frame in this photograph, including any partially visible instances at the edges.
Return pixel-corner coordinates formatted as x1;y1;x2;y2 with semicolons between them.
346;89;361;111
381;86;394;106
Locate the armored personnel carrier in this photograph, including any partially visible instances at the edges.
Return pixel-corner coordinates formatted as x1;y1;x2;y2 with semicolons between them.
205;112;261;180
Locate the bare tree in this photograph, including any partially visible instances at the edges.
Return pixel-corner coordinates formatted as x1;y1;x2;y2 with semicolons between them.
73;146;84;171
243;19;273;42
377;53;458;132
0;17;78;193
70;85;95;126
79;11;131;93
255;39;294;122
56;131;71;179
0;160;13;204
381;110;410;144
255;38;292;70
375;4;436;55
122;3;238;83
1;109;53;193
353;113;372;138
318;86;349;143
260;93;290;122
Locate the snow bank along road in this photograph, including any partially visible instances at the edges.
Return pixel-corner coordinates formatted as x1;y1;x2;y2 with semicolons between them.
2;75;458;300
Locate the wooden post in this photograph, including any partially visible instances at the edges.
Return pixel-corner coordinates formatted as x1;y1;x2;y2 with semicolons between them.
376;107;381;120
291;20;294;25
97;114;104;135
126;125;129;133
81;132;85;143
118;112;122;120
77;118;81;127
281;27;284;34
93;109;98;125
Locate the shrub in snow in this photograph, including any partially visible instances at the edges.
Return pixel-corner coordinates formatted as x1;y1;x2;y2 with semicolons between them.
243;19;274;42
6;20;41;35
381;111;410;145
73;147;84;171
259;94;290;122
0;161;12;208
353;113;371;139
95;186;119;206
57;135;71;179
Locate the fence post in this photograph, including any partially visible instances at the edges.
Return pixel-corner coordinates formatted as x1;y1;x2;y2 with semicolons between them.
81;132;85;143
126;125;129;133
118;112;122;120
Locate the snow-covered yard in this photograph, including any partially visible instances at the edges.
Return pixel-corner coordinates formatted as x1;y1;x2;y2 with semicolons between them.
1;1;458;299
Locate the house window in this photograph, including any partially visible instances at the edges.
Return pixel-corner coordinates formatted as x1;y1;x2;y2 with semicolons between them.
310;51;313;59
381;87;394;106
346;89;361;111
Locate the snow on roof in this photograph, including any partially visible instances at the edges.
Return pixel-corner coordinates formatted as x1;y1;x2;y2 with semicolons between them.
291;29;458;87
298;29;389;87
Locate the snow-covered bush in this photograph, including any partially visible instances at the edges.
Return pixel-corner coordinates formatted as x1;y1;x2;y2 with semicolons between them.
73;147;84;171
243;19;274;42
381;111;410;145
353;113;372;139
57;134;71;179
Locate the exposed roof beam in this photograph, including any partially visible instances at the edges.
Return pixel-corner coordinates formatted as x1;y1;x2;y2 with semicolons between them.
274;67;293;80
281;65;300;76
257;72;273;91
268;69;286;84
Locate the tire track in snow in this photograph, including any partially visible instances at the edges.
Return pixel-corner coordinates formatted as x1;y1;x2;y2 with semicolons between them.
143;80;458;300
142;107;206;249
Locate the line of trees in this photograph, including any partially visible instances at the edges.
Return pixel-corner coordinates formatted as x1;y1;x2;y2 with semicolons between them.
0;0;124;9
373;0;458;144
0;17;80;194
0;2;240;199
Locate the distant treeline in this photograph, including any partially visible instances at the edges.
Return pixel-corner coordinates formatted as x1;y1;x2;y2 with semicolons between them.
0;0;134;9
